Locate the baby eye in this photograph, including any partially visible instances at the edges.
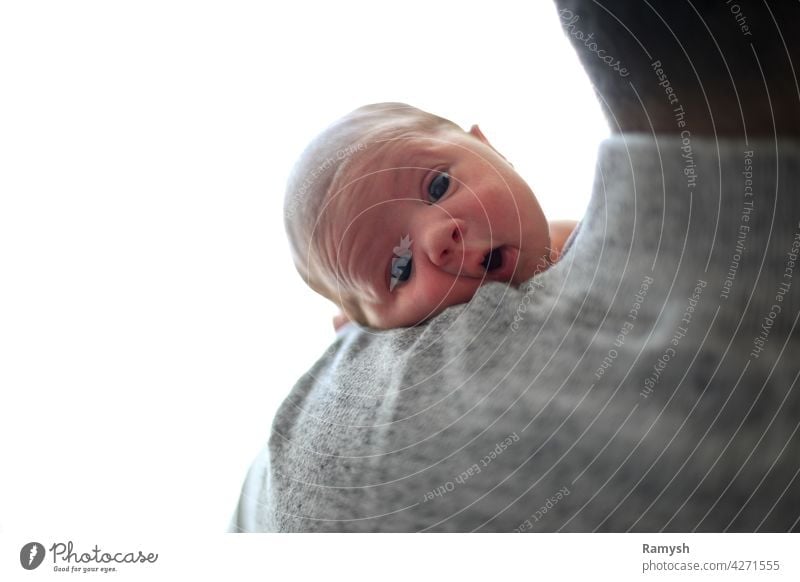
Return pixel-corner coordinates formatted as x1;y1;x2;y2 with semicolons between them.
427;171;450;203
389;256;413;292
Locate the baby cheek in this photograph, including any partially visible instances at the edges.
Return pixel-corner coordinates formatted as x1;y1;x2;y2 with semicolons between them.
392;278;482;326
417;275;480;312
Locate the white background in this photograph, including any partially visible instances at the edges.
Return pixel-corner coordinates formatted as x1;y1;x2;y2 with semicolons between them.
0;0;607;534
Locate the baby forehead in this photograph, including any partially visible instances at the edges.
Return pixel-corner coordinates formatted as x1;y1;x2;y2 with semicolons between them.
346;136;450;175
322;141;429;238
324;133;464;225
333;140;440;209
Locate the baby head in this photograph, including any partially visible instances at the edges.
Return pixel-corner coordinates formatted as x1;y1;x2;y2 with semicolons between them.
284;103;553;330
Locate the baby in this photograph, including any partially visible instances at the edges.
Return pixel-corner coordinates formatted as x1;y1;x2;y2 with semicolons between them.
284;103;578;330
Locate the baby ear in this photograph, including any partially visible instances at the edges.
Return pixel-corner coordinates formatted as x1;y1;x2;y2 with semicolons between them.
469;124;490;144
468;125;512;166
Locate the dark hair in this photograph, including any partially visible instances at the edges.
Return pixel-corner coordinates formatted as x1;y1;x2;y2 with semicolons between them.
553;0;799;133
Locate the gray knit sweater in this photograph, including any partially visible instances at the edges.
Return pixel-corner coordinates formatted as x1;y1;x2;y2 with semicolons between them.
232;134;800;532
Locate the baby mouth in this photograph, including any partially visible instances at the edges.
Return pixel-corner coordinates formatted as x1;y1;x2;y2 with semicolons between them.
479;245;522;283
481;246;504;271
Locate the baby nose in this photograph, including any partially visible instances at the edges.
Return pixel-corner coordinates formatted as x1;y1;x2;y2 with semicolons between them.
422;218;474;273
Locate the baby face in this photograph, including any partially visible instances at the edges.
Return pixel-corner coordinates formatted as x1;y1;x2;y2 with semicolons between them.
316;126;551;328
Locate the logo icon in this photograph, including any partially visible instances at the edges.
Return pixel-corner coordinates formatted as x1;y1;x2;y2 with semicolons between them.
20;542;46;570
389;234;413;292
